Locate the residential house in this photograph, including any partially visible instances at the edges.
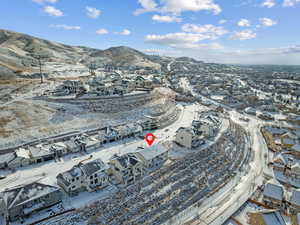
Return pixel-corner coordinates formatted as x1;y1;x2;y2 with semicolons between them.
56;159;110;195
263;181;285;209
5;148;31;169
135;144;169;169
0;181;61;222
0;153;16;169
109;153;145;185
175;127;203;149
27;144;56;164
49;142;68;157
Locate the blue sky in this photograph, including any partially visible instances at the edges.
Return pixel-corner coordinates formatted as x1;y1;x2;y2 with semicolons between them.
1;0;300;64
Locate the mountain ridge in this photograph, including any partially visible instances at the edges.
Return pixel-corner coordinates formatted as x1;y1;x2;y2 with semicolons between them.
0;29;163;79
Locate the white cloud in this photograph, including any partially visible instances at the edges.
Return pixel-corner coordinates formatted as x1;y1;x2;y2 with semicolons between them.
86;7;101;19
146;33;213;45
44;6;63;16
237;19;251;27
32;0;58;4
144;32;224;51
50;24;80;30
181;24;228;38
116;29;131;35
259;17;277;26
231;30;256;40
282;0;300;7
218;19;227;24
96;29;109;35
135;0;221;15
152;14;182;23
261;0;276;8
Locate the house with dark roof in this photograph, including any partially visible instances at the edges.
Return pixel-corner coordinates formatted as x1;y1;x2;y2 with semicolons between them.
0;182;61;222
56;159;110;196
109;153;145;185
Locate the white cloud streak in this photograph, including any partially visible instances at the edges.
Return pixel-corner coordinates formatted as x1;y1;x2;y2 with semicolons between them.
261;0;276;8
237;19;251;27
152;14;182;23
50;24;81;30
259;17;277;26
135;0;221;15
96;29;109;35
44;6;63;16
231;30;256;40
86;7;101;19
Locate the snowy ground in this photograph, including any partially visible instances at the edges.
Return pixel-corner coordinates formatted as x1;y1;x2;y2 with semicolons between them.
0;102;204;225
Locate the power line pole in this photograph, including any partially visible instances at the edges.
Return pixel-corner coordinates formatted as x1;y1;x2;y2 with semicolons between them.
30;51;49;84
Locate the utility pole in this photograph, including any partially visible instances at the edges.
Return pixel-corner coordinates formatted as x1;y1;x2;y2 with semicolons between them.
29;51;49;84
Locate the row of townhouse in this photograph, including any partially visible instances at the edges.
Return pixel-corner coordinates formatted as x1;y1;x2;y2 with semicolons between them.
0;144;169;222
57;144;169;195
0;123;144;170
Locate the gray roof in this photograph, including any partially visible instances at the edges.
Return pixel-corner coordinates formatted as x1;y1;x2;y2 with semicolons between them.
80;159;108;176
290;189;300;206
263;183;284;201
111;153;140;169
0;182;60;209
0;153;15;164
262;210;286;225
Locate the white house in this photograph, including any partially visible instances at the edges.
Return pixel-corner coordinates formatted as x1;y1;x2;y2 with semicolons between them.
56;159;110;195
135;144;169;169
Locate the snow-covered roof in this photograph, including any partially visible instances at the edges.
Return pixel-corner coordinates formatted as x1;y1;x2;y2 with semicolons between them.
80;159;108;176
290;189;300;206
0;182;60;209
29;145;54;158
16;148;30;159
263;182;284;201
136;144;168;161
110;153;141;169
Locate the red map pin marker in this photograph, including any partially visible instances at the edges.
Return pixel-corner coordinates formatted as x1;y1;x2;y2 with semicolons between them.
145;133;155;146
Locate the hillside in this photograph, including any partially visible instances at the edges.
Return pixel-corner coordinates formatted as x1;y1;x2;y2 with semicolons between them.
0;29;161;79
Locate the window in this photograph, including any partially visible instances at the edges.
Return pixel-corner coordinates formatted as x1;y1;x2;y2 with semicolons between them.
72;178;75;182
94;174;98;177
72;185;76;189
91;181;94;185
76;177;79;180
95;179;98;183
90;175;93;179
